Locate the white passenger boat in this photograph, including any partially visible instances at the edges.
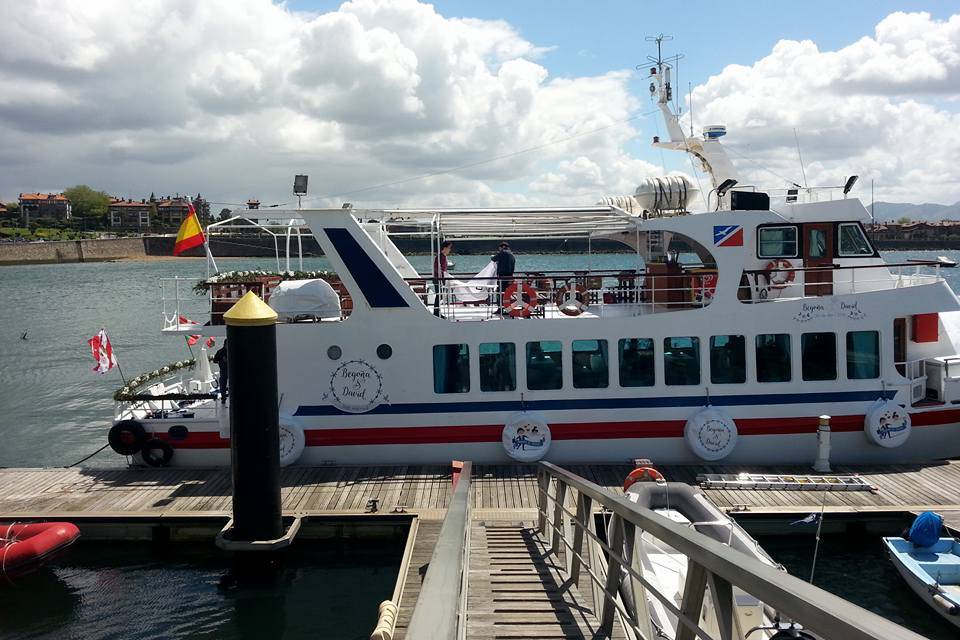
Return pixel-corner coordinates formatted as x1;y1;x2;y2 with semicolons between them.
107;46;960;468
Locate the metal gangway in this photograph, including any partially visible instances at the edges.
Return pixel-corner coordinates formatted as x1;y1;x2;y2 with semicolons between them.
403;461;924;640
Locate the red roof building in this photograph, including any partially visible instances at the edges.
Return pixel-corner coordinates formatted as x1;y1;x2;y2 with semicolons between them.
18;193;72;222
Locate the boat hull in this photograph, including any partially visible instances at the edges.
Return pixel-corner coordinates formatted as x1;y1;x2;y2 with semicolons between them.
883;537;960;629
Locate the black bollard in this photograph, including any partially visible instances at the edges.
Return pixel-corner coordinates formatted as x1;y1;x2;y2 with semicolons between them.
224;291;282;543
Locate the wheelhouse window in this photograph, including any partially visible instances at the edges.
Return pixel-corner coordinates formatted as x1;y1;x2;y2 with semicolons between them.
527;341;563;390
756;334;791;382
838;223;874;256
619;338;655;387
480;342;516;392
710;335;746;384
758;226;798;258
433;344;470;393
664;337;700;386
801;333;837;381
572;340;608;389
847;331;880;379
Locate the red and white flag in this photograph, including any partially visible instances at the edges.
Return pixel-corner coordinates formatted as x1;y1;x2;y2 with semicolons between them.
205;337;216;348
187;335;201;346
88;329;118;375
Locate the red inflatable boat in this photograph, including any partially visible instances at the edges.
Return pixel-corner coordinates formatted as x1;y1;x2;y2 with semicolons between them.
1;522;80;580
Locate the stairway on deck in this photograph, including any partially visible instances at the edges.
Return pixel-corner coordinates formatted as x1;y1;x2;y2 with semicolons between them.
467;521;625;640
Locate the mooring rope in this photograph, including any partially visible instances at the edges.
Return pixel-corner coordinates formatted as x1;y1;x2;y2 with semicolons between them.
65;442;111;468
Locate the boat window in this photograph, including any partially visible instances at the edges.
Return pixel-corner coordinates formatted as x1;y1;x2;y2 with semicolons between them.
758;226;798;258
756;334;791;382
618;338;655;387
807;228;828;258
801;333;837;381
847;331;880;379
433;344;470;393
526;341;563;390
710;335;746;384
664;337;700;386
838;223;873;256
572;340;608;389
480;342;516;392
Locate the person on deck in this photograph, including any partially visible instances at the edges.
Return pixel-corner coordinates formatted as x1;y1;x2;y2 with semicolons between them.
493;241;516;311
213;340;229;404
433;241;453;316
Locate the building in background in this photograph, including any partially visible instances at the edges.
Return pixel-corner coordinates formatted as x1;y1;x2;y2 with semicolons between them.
246;199;260;210
18;193;72;223
108;198;152;229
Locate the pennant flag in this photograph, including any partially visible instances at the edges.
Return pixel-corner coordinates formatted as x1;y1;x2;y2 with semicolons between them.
187;335;201;346
713;224;743;247
205;337;216;348
173;202;205;256
176;314;200;331
790;513;822;526
88;329;118;375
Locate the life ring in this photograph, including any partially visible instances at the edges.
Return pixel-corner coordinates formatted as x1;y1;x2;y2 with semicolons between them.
279;417;306;467
108;419;148;455
141;438;174;467
501;412;551;462
684;407;738;461
554;284;589;317
623;466;665;491
864;399;911;448
764;259;796;288
503;282;538;318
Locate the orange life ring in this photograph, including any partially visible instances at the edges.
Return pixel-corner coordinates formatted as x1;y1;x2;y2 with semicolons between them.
503;282;538;318
623;466;665;491
554;284;589;317
764;259;796;288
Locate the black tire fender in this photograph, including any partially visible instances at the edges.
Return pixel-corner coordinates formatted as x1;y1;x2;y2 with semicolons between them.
141;438;174;467
108;420;147;456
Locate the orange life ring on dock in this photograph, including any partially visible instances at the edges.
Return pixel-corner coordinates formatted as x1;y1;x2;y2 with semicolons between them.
555;284;589;317
764;259;796;288
623;466;665;491
503;282;538;318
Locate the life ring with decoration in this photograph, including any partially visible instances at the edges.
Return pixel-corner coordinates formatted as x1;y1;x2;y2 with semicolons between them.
623;466;665;491
503;282;538;318
764;259;796;288
864;399;911;448
684;407;738;461
279;417;306;466
554;284;589;317
501;412;551;461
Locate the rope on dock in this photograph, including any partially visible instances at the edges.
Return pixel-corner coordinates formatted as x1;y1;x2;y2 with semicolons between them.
64;442;111;468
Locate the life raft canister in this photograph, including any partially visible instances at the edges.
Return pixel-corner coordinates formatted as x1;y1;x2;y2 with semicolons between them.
684;407;738;461
503;282;538;318
764;259;796;288
108;419;148;456
279;417;306;466
864;399;912;448
501;412;551;462
555;284;589;317
623;466;665;491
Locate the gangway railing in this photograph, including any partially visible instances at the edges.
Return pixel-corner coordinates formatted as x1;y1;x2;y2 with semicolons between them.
406;461;472;640
536;461;923;640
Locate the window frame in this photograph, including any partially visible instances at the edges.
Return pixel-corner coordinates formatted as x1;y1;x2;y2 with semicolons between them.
571;339;609;389
801;332;838;382
618;338;656;388
755;333;792;383
709;334;746;384
525;340;564;391
663;336;701;386
432;343;471;394
837;222;878;257
479;342;517;392
756;224;800;259
845;330;881;380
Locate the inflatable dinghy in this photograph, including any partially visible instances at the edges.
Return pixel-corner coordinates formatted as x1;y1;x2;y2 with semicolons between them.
1;522;80;581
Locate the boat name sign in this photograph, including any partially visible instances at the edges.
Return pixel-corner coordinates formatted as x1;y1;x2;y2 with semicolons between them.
794;299;865;323
325;359;385;413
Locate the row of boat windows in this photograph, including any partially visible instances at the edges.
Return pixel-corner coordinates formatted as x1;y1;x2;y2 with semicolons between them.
432;331;881;393
758;223;873;258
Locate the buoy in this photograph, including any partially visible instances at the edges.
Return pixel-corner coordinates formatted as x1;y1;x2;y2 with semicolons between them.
684;407;738;461
501;412;551;462
864;399;911;448
623;466;665;491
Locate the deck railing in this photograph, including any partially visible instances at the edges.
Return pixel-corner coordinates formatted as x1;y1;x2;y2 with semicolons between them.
535;461;924;640
743;261;942;303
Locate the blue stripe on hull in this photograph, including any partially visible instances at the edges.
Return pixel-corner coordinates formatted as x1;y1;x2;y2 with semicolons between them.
294;389;896;417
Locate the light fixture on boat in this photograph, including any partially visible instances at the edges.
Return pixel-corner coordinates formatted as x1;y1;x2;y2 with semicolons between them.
716;178;738;198
293;174;308;209
843;175;859;196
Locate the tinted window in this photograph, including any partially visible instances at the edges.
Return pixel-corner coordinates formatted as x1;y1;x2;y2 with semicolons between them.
710;335;746;384
480;342;516;392
572;340;608;389
664;337;700;386
527;341;563;390
433;344;470;393
756;334;791;382
838;223;873;256
808;228;828;258
801;333;837;381
847;331;880;379
758;226;798;258
619;338;655;387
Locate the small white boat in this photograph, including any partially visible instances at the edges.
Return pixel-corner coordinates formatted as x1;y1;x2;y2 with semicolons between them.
883;536;960;628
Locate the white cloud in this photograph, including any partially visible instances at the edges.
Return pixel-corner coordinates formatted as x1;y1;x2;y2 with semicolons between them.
691;11;960;204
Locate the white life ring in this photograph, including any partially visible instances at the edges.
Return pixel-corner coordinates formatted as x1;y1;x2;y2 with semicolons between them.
684;407;738;461
864;399;911;448
279;417;306;466
502;412;551;462
765;259;796;288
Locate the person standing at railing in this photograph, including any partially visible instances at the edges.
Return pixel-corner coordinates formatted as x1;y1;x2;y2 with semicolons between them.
433;241;454;317
213;340;229;404
493;241;515;314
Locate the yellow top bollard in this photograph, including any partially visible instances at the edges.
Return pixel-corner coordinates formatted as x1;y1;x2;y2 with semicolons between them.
223;291;278;327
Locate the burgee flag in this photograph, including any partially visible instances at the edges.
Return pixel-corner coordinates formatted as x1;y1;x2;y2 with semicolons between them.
88;329;118;374
173;202;205;256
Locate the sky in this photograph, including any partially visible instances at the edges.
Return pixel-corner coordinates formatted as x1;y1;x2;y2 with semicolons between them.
0;0;958;210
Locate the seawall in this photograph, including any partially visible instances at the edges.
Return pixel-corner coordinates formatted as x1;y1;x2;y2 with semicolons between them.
0;238;147;265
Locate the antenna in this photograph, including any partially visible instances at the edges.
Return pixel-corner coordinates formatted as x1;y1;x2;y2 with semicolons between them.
688;81;694;137
793;128;808;188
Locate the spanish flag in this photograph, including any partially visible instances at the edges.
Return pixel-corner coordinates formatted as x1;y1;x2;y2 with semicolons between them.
173;202;205;256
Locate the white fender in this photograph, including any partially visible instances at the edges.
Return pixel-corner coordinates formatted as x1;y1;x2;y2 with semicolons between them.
864;399;911;448
279;416;306;466
684;407;738;461
502;412;551;462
